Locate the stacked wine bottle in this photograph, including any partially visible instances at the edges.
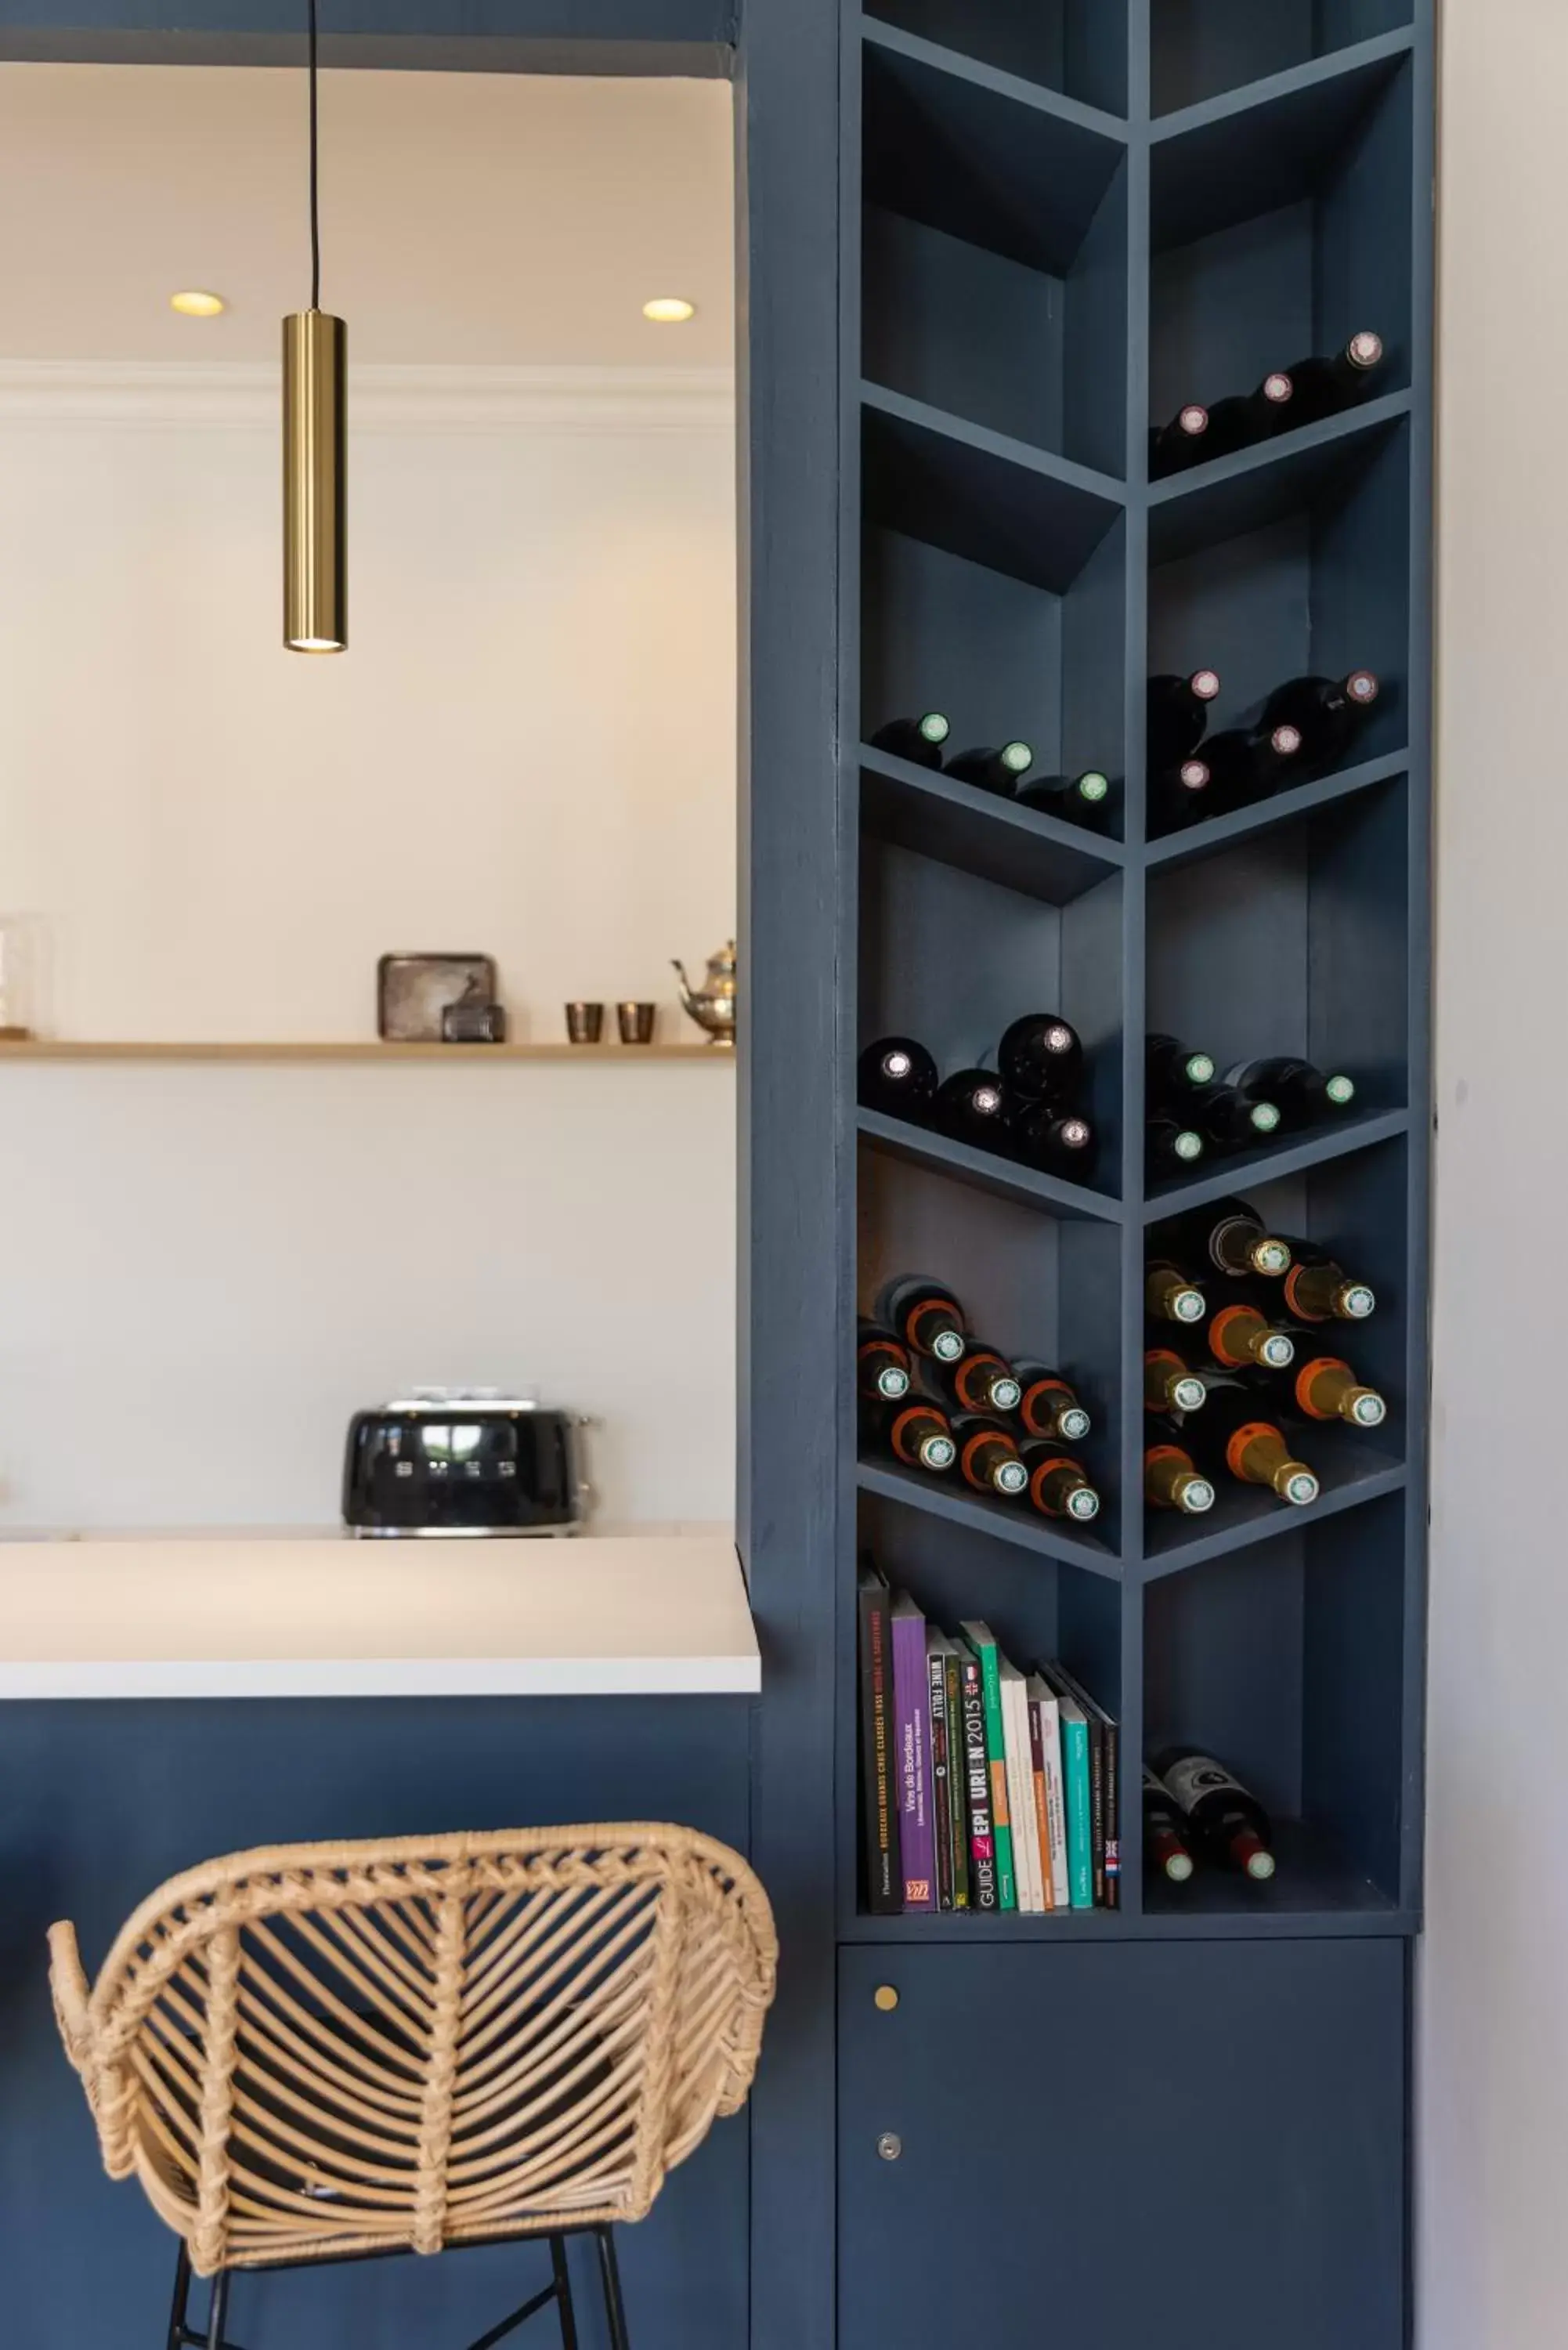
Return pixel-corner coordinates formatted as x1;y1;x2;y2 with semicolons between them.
1143;1197;1386;1519
860;1012;1099;1185
1150;660;1384;833
868;713;1113;833
858;1273;1102;1528
1147;1030;1357;1180
1144;1752;1279;1887
1148;329;1388;479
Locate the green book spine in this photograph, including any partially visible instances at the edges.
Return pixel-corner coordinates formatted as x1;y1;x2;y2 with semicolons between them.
1058;1705;1093;1911
962;1622;1016;1911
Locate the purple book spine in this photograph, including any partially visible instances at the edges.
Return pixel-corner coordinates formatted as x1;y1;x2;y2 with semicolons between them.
891;1600;936;1911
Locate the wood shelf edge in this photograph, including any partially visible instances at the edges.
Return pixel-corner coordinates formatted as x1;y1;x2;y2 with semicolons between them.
0;1040;734;1065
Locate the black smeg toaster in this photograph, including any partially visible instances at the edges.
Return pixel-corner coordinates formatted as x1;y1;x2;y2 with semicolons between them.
342;1390;587;1538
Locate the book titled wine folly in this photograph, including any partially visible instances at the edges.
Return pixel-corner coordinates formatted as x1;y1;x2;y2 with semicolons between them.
857;1566;901;1914
891;1591;937;1911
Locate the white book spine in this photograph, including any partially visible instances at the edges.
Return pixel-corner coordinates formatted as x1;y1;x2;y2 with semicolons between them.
1031;1678;1071;1911
1002;1668;1044;1914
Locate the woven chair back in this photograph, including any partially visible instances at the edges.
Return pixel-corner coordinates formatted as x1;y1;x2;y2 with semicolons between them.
50;1821;776;2276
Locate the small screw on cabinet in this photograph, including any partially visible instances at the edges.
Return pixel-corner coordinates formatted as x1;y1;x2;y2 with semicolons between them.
876;2133;901;2162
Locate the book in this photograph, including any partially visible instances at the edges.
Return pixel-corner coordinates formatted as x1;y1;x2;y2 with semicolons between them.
959;1654;997;1911
999;1657;1043;1914
943;1641;970;1909
1023;1676;1057;1914
891;1592;935;1911
960;1621;1016;1912
927;1635;956;1911
1027;1672;1070;1911
1053;1661;1120;1911
856;1564;901;1914
1042;1661;1093;1911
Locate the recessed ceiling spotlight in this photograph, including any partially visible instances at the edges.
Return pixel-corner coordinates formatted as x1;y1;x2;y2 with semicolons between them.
170;290;226;318
642;298;696;324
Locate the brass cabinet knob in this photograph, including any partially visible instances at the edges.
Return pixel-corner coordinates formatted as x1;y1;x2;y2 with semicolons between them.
873;1983;899;2012
876;2132;901;2162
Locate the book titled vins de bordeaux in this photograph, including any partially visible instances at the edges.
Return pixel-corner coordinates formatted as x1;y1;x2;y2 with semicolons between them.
891;1591;936;1911
856;1566;901;1914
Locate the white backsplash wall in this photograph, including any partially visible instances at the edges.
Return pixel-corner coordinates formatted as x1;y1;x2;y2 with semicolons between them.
0;366;737;1528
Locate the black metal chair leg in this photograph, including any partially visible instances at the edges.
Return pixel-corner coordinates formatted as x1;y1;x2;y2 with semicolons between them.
550;2236;580;2350
206;2269;232;2350
165;2245;193;2350
594;2229;630;2350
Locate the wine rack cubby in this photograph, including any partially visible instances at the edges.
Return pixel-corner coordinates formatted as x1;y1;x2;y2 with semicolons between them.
842;2;1429;1947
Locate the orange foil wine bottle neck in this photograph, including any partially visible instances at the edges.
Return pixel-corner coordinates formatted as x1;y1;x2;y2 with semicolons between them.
873;1274;969;1364
1293;1357;1387;1428
1019;1443;1100;1524
934;1345;1023;1418
1013;1362;1092;1444
1282;1253;1376;1323
859;1397;955;1475
856;1318;912;1403
951;1414;1030;1499
1144;1349;1208;1416
1226;1422;1318;1506
1207;1302;1295;1371
1144;1444;1215;1515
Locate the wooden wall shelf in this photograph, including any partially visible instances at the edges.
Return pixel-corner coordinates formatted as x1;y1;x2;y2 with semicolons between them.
0;1039;732;1065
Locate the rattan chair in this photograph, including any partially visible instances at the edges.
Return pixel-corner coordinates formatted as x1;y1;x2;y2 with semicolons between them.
49;1821;776;2349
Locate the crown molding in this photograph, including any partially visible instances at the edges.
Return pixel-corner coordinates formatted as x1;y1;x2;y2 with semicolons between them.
0;360;735;435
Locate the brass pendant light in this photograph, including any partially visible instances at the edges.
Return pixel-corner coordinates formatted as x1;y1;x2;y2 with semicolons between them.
283;0;346;652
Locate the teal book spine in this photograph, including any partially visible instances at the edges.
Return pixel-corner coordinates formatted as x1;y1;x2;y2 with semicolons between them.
961;1622;1016;1911
1059;1707;1093;1911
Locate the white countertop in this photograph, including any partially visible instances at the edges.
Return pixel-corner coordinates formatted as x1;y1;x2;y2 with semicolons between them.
0;1528;760;1699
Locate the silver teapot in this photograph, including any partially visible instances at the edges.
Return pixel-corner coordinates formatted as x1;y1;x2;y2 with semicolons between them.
673;938;737;1047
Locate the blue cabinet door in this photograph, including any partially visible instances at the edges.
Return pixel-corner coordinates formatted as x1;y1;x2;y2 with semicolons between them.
839;1939;1406;2350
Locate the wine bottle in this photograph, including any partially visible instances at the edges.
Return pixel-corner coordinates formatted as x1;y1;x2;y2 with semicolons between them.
996;1012;1083;1104
1201;371;1295;459
1013;1106;1097;1180
931;1068;1013;1152
1148;402;1212;479
1147;1117;1205;1177
1143;1766;1196;1881
873;1274;968;1364
1179;1389;1320;1506
1258;670;1379;772
1013;1364;1092;1444
1275;1244;1376;1324
950;1412;1030;1499
859;1395;957;1474
1149;757;1213;830
1244;1353;1388;1430
1013;768;1111;819
1155;1748;1277;1881
1146;1261;1205;1325
1144;1348;1209;1416
857;1318;912;1403
1018;1441;1100;1524
930;1344;1024;1419
1224;1054;1356;1130
1144;1441;1216;1516
1147;670;1221;767
1204;1301;1296;1372
869;711;950;769
1147;1032;1217;1110
945;741;1033;797
1186;1081;1281;1152
857;1033;939;1121
1281;331;1386;428
1201;722;1304;811
1163;1197;1292;1279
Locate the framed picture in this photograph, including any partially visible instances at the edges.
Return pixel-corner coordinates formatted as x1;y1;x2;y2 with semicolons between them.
377;953;497;1043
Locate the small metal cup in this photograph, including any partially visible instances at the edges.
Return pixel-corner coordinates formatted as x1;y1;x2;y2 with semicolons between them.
617;1000;656;1046
565;1001;605;1045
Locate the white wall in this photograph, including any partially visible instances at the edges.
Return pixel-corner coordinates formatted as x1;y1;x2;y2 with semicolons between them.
0;367;738;1529
1422;5;1568;2338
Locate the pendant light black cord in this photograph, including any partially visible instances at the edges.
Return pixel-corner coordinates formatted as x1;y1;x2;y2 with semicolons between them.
308;0;321;310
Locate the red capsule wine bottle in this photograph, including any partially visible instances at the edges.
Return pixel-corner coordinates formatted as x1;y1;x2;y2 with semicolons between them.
1147;1260;1206;1326
996;1011;1083;1104
932;1068;1013;1152
1144;1442;1216;1517
1281;331;1386;428
1012;1364;1092;1444
1143;1765;1197;1880
1201;722;1304;812
1201;371;1295;459
945;740;1033;797
1013;768;1112;820
1243;1353;1388;1430
950;1412;1031;1499
873;1274;969;1365
1224;1054;1356;1130
1148;670;1221;767
1274;1244;1376;1324
1144;1347;1209;1417
1204;1300;1296;1372
1147;1117;1205;1178
1156;1748;1277;1881
1147;1032;1217;1112
930;1343;1024;1419
1258;670;1379;772
1162;1196;1292;1279
860;1394;957;1474
1019;1441;1100;1524
869;711;950;769
858;1033;939;1121
1177;1388;1320;1507
1013;1104;1097;1180
1186;1081;1281;1152
1150;756;1214;830
857;1318;913;1403
1148;402;1211;479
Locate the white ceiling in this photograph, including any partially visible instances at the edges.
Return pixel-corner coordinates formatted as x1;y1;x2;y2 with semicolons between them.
0;63;735;364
